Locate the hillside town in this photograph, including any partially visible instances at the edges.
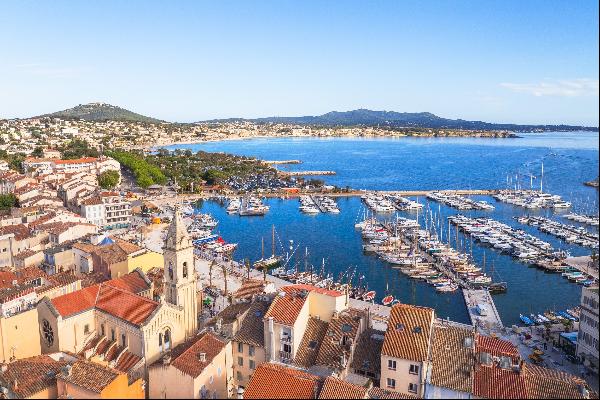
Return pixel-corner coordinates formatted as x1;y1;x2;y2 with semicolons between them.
0;135;597;399
0;110;515;156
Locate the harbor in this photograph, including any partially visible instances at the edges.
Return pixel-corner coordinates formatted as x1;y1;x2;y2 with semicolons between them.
516;215;599;249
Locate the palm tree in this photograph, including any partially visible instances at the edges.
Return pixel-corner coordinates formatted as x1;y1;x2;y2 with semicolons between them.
209;260;216;287
222;264;228;300
245;258;251;280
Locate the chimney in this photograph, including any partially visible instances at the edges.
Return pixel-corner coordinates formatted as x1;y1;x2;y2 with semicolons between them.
162;354;171;365
198;352;206;362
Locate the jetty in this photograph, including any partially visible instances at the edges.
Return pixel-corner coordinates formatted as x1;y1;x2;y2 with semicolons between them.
285;170;336;176
463;289;504;331
264;160;302;165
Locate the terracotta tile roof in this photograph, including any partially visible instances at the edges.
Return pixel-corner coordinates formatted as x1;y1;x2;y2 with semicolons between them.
54;157;98;165
0;269;18;289
51;284;100;317
0;355;68;398
13;248;39;260
94;284;159;326
318;376;367;399
381;304;434;362
105;270;150;294
59;359;120;393
0;224;30;240
50;273;159;325
367;387;417;399
161;332;227;378
473;363;526;399
316;309;365;370
233;278;268;300
115;351;142;373
16;265;48;282
476;335;521;363
264;286;310;326
244;363;322;399
522;363;587;399
0;284;36;303
429;323;475;394
350;328;385;377
294;317;329;368
233;301;270;347
217;302;253;324
81;196;102;206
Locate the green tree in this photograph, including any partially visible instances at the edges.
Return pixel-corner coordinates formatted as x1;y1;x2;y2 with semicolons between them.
97;170;120;189
31;146;44;158
0;194;17;210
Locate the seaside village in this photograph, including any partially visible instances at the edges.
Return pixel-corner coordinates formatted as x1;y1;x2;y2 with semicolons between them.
0;147;598;400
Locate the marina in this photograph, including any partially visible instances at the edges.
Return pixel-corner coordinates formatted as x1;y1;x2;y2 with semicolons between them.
516;215;599;249
427;191;495;210
563;212;600;227
169;133;599;327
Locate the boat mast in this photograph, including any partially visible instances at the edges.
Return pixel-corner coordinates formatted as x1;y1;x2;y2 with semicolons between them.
540;162;544;193
261;237;265;260
271;225;275;257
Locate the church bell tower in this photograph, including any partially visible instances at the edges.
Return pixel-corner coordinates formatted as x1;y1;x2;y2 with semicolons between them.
163;206;198;338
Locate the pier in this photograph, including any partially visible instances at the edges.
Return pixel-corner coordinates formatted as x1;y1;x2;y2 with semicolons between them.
284;170;337;176
564;256;598;280
264;160;302;164
463;289;504;332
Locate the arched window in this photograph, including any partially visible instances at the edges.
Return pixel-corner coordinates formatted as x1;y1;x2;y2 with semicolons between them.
164;329;171;351
168;261;174;280
183;262;188;278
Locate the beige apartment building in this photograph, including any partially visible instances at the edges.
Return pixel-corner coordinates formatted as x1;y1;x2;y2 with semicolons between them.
380;304;435;397
577;286;599;372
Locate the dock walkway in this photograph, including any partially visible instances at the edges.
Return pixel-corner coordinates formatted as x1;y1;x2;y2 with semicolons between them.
463;289;504;333
564;256;598;280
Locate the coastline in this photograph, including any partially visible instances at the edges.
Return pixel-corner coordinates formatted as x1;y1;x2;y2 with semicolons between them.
138;131;519;151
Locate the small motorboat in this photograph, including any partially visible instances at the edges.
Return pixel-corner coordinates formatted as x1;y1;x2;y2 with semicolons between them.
362;291;376;302
382;295;395;306
519;314;533;326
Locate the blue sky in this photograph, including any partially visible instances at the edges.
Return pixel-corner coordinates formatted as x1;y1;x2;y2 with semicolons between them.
1;1;598;125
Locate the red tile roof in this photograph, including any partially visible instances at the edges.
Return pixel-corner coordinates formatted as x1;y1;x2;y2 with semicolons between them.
382;304;434;361
0;355;68;398
244;363;322;399
50;272;158;326
58;359;120;393
168;332;227;378
264;287;309;326
473;364;526;399
522;363;588;399
54;157;98;165
476;335;520;363
318;376;367;399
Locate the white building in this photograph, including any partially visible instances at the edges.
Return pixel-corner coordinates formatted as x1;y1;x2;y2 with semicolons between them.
577;286;599;373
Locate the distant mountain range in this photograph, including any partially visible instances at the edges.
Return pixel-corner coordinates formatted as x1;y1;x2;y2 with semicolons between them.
39;102;164;123
203;109;598;132
34;103;597;132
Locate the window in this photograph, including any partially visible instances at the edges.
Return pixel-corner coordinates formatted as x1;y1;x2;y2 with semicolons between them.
111;328;115;341
101;324;105;336
238;356;243;366
168;261;174;280
121;334;126;347
249;345;255;357
283;343;291;354
409;364;419;375
159;333;163;347
249;359;255;370
183;262;188;278
386;378;396;389
84;324;90;334
388;359;397;371
164;329;171;351
408;383;418;393
42;319;54;347
209;375;214;384
238;342;244;353
236;371;243;381
217;367;222;377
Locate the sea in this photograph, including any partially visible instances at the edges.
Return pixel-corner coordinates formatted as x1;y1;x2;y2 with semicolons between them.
164;131;599;325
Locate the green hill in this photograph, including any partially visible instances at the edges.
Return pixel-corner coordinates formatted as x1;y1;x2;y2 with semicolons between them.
41;102;164;123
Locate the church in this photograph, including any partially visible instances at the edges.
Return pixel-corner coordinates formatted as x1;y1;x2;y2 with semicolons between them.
36;207;199;374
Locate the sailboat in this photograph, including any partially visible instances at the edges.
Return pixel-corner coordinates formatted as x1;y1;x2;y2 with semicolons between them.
253;225;283;271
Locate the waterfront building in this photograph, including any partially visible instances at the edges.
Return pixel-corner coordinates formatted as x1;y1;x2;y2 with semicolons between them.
80;192;132;230
0;285;42;363
148;331;233;399
577;286;599;373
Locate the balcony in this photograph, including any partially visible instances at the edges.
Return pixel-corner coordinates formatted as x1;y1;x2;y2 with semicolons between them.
279;351;292;362
280;335;291;343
